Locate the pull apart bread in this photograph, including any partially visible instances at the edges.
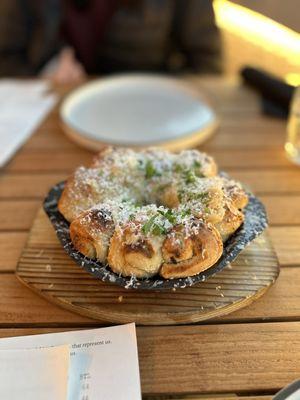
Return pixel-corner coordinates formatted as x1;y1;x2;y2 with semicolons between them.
58;147;248;279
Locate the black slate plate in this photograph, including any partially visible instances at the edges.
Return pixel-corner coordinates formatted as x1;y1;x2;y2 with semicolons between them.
44;182;268;290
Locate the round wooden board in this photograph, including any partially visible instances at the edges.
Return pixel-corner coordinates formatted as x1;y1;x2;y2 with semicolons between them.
16;209;280;326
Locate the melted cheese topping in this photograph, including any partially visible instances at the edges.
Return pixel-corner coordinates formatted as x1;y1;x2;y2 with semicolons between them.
69;147;237;241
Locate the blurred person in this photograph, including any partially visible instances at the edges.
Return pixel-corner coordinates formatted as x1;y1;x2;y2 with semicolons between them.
0;0;222;84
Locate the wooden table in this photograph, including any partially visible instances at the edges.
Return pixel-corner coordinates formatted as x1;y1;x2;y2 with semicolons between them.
1;76;300;400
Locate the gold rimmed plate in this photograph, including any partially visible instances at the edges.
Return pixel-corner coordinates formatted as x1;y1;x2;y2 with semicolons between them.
60;74;218;151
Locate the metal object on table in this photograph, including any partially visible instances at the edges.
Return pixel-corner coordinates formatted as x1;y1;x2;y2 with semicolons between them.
285;86;300;165
273;380;300;400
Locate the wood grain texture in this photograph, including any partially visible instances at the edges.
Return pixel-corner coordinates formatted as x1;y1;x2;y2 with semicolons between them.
137;322;300;394
6;149;93;173
230;170;300;194
269;227;300;266
0;265;299;324
0;200;39;230
0;77;298;396
204;127;285;149
0;232;27;271
0;323;298;395
211;148;292;169
260;195;300;225
16;209;279;325
0;173;66;199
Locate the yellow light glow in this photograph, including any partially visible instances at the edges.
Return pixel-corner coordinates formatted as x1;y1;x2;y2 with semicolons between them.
213;0;300;67
285;73;300;87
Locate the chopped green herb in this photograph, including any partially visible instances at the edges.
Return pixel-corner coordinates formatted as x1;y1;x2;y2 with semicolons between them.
177;190;184;201
142;216;167;236
181;209;191;217
141;215;156;234
174;163;183;173
158;209;176;224
197;192;209;201
193;160;202;168
165;209;176;224
152;223;167;236
184;170;196;184
195;171;204;178
145;160;161;179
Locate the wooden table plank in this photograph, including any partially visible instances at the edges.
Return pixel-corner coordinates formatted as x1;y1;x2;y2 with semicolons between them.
260;195;300;225
137;322;300;394
230;170;300;194
23;126;84;151
0;322;297;395
0;274;93;325
0;173;66;199
211;148;292;169
269;227;300;266
0;232;27;271
6;149;93;173
0;200;39;230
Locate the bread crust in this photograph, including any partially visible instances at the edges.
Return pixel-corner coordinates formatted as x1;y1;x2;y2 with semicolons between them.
160;223;223;278
215;201;244;242
70;208;115;262
108;225;164;278
58;147;248;279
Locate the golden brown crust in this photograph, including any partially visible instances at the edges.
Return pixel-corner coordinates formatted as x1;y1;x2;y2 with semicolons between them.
58;172;102;222
160;222;223;279
108;225;164;278
222;178;248;210
59;147;248;279
215;201;244;242
70;209;115;262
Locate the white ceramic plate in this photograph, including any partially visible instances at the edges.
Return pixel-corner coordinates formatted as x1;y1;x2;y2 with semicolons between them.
60;74;218;151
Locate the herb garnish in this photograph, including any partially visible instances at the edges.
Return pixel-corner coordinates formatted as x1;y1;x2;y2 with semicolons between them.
145;160;161;179
184;170;196;184
141;216;156;234
158;209;176;224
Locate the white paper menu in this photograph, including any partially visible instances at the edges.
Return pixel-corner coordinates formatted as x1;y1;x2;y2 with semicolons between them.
0;79;57;167
0;345;69;400
0;323;141;400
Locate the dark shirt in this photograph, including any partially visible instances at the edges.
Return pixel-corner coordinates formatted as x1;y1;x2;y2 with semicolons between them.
0;0;222;76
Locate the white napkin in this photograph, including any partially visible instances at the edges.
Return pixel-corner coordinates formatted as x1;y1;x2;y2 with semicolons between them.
0;79;57;167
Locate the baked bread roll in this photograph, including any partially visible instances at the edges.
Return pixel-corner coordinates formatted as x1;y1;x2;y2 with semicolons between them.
60;147;249;279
